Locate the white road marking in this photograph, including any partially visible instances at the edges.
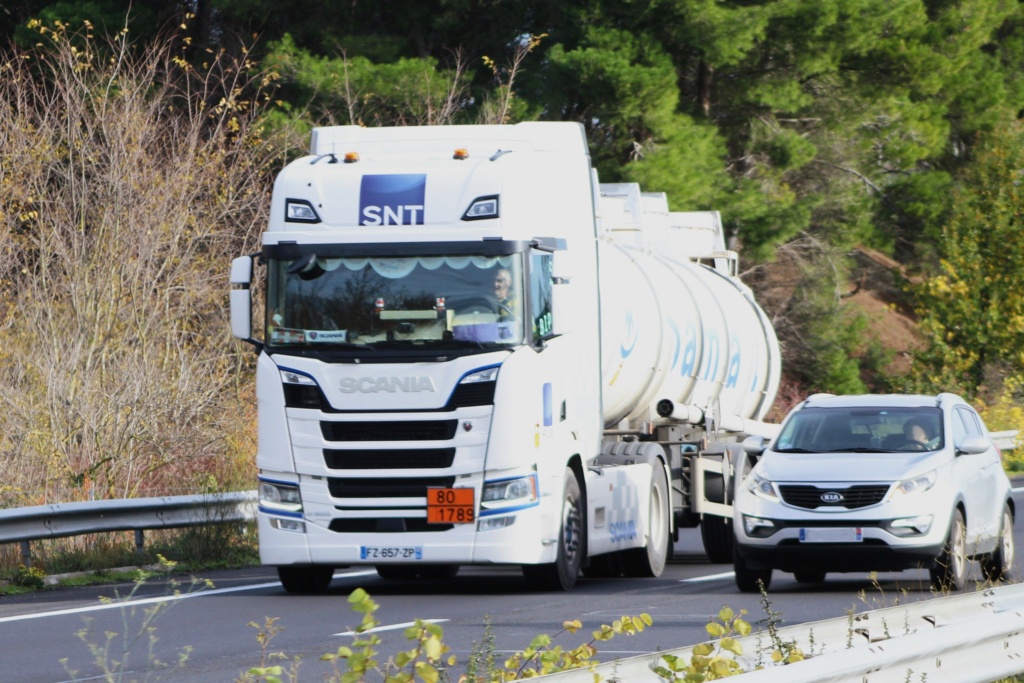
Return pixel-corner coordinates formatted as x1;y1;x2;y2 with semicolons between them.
335;618;448;637
0;570;378;624
679;571;735;583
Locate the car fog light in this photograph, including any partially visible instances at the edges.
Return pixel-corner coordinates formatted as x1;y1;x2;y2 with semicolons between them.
743;515;777;538
478;515;515;531
889;515;932;536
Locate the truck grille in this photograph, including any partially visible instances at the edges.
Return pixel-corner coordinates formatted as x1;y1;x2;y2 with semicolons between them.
328;518;453;533
326;476;456;498
324;448;456;469
778;484;891;509
321;420;457;442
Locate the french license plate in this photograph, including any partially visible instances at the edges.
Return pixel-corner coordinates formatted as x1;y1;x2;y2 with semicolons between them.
799;527;863;543
427;487;475;524
360;546;423;560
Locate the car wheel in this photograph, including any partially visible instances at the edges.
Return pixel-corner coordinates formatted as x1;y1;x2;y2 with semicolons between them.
278;566;334;593
981;504;1014;582
930;508;967;592
734;547;771;593
794;571;826;584
523;468;583;591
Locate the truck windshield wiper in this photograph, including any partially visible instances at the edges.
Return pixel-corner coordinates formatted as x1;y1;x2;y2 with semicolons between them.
771;447;815;453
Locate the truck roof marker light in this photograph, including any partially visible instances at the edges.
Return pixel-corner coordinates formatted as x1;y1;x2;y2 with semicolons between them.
344;152;359;163
285;198;321;224
462;195;499;221
453;148;469;160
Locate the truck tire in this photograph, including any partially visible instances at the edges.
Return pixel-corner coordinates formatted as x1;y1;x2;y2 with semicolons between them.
700;515;734;564
277;566;334;593
981;503;1015;582
733;550;771;593
622;460;670;577
930;508;967;592
523;468;583;591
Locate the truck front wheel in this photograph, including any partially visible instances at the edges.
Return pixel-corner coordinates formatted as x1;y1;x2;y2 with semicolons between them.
622;460;670;577
277;566;334;594
523;468;583;591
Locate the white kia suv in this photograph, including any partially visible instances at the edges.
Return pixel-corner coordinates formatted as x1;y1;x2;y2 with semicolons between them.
733;393;1015;592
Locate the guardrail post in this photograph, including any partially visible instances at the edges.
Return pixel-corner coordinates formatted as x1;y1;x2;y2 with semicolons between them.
20;540;31;568
134;529;144;554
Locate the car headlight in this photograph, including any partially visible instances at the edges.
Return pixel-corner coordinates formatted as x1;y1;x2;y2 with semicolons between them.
746;473;779;502
259;479;303;514
481;474;538;512
888;470;937;500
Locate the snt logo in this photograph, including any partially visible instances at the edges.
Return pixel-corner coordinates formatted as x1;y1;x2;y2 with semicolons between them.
359;174;426;225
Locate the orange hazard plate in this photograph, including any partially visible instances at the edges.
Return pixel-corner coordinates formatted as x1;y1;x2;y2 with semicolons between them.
427;487;475;524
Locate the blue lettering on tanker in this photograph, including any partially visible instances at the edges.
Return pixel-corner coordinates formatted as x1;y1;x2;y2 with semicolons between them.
543;382;553;427
725;333;741;388
680;323;697;376
700;332;720;380
668;319;698;376
610;520;636;542
620;310;638;359
359;174;426;225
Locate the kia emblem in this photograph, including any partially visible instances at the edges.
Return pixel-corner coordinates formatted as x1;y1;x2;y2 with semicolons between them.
821;491;844;504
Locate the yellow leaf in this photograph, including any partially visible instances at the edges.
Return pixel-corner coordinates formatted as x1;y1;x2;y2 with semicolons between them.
706;622;726;637
721;637;742;655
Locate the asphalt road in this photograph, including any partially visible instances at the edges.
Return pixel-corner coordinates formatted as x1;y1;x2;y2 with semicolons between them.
4;483;1023;683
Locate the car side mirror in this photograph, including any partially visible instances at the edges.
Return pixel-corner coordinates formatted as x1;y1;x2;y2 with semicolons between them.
742;435;767;456
956;434;990;455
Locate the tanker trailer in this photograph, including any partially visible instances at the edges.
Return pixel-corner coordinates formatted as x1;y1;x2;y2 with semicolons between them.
593;184;781;564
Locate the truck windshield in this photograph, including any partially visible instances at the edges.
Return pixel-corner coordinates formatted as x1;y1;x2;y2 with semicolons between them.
265;254;525;350
772;406;944;453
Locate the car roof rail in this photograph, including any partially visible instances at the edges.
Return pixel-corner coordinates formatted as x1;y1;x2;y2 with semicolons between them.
802;392;836;406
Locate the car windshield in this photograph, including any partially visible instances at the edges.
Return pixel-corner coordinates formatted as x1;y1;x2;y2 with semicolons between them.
265;253;525;350
772;406;944;453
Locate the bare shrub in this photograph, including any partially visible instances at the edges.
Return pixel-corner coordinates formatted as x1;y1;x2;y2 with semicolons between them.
0;23;273;504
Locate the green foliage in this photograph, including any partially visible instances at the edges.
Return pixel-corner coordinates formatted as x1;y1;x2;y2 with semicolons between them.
242;589;652;682
910;119;1024;395
11;564;46;588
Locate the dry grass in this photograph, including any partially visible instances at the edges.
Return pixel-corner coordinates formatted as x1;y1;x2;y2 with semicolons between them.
0;23;272;507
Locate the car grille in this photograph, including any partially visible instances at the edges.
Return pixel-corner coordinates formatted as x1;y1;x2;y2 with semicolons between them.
778;484;891;509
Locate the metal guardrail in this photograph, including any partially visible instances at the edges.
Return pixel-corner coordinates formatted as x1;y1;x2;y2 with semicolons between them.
535;583;1024;682
0;491;257;567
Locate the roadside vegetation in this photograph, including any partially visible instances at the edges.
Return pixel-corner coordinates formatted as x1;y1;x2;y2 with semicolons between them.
3;1;1024;576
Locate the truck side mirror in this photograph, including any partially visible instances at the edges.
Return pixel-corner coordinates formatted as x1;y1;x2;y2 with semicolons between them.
551;277;576;336
230;255;254;342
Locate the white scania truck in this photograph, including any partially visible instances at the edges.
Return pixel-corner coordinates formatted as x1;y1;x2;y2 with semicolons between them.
230;122;781;592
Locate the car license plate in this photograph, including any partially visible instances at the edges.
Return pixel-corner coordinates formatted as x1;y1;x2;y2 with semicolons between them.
360;546;423;560
427;487;475;524
799;528;863;543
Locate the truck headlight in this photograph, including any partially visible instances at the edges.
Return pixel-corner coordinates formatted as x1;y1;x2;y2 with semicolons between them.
259;479;303;514
460;366;499;384
888;471;937;500
481;474;538;512
746;473;779;502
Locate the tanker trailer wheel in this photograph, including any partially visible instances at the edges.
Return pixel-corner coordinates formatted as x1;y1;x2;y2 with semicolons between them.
277;566;334;594
699;450;733;563
523;468;583;591
622;459;671;577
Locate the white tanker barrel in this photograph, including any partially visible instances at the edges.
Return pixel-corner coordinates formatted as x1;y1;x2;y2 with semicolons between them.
599;242;782;433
